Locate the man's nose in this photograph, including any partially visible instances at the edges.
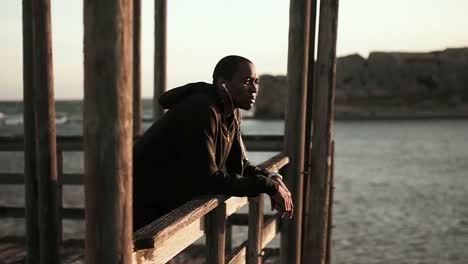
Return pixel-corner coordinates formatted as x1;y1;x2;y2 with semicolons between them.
249;84;258;93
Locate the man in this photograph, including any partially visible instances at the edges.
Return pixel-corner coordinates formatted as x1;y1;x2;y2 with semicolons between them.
133;55;293;231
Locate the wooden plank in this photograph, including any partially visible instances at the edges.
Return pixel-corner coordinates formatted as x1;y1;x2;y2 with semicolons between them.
0;137;83;151
0;135;284;152
247;196;264;264
325;141;335;264
303;0;339;263
302;0;319;258
132;217;204;264
21;2;39;261
83;0;134;262
205;203;227;264
153;0;167;120
281;0;311;263
0;173;83;185
57;150;63;242
133;0;142;136
133;196;227;250
0;207;84;219
243;135;284;152
261;214;280;249
226;222;233;255
257;153;289;172
227;241;247;264
133;154;287;250
32;0;60;262
225;196;248;217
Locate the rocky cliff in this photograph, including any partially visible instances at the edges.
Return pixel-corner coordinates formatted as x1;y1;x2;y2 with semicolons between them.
254;48;468;119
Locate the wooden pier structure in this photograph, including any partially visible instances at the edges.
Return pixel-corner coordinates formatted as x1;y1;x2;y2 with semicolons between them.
0;0;339;263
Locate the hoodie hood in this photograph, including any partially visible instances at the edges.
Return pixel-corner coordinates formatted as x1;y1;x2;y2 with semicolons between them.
158;82;216;109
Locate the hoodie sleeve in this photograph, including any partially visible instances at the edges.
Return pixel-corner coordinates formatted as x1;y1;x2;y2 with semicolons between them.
225;128;270;177
180;102;278;197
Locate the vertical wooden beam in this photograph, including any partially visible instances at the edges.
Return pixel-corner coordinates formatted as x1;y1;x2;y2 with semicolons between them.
133;0;142;136
325;141;335;264
303;0;339;263
247;196;264;264
22;0;39;262
56;150;63;243
302;0;319;257
32;0;60;263
226;222;233;255
83;0;133;263
205;203;227;264
153;0;167;120
281;0;311;263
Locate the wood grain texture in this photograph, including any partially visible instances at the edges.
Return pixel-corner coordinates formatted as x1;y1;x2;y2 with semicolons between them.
32;0;60;262
133;218;204;264
227;241;247;264
247;196;264;264
0;135;285;152
225;197;248;217
22;0;40;262
83;0;134;263
261;214;280;249
303;0;339;263
205;203;227;264
132;154;289;263
302;0;319;259
282;0;311;263
325;141;335;264
133;0;142;135
134;196;226;250
153;0;166;120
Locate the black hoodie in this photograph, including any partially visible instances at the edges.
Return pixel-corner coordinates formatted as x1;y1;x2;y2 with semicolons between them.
133;82;279;230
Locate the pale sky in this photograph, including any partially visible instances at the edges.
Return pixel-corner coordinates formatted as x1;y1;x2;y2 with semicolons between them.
1;0;467;100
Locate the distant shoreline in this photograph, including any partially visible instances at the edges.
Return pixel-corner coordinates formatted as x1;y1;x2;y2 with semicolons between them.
246;114;468;121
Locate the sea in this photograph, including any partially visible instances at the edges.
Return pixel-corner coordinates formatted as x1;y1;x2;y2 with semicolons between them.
0;100;467;264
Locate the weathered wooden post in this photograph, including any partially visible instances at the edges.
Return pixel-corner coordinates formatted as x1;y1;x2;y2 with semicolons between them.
22;0;39;262
56;150;63;243
325;141;335;264
153;0;167;120
83;0;133;263
302;0;319;256
247;196;264;264
303;0;339;263
205;203;227;264
281;0;311;263
32;0;61;263
133;0;142;135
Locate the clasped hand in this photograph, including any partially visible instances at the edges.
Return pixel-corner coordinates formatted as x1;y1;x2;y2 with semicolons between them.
269;177;293;219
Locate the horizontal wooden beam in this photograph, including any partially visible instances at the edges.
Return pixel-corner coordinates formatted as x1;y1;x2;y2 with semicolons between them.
0;135;284;152
262;213;281;249
0;207;84;219
0;173;83;185
227;241;247;264
225;197;248;217
225;214;281;264
132;153;288;263
133;196;227;250
133;216;205;264
257;153;289;172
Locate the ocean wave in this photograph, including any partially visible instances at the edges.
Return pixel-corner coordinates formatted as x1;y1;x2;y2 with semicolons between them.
1;112;68;126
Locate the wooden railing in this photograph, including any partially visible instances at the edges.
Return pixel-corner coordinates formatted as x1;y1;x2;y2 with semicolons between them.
0;135;287;263
132;153;289;263
0;135;283;152
0;135;283;219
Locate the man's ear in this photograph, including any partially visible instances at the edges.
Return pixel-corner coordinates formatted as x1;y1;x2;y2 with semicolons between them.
215;78;228;89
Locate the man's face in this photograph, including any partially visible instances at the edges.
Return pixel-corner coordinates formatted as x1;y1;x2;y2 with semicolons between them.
226;62;259;110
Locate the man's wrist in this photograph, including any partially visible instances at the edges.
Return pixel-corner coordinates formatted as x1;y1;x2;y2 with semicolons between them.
268;172;283;181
